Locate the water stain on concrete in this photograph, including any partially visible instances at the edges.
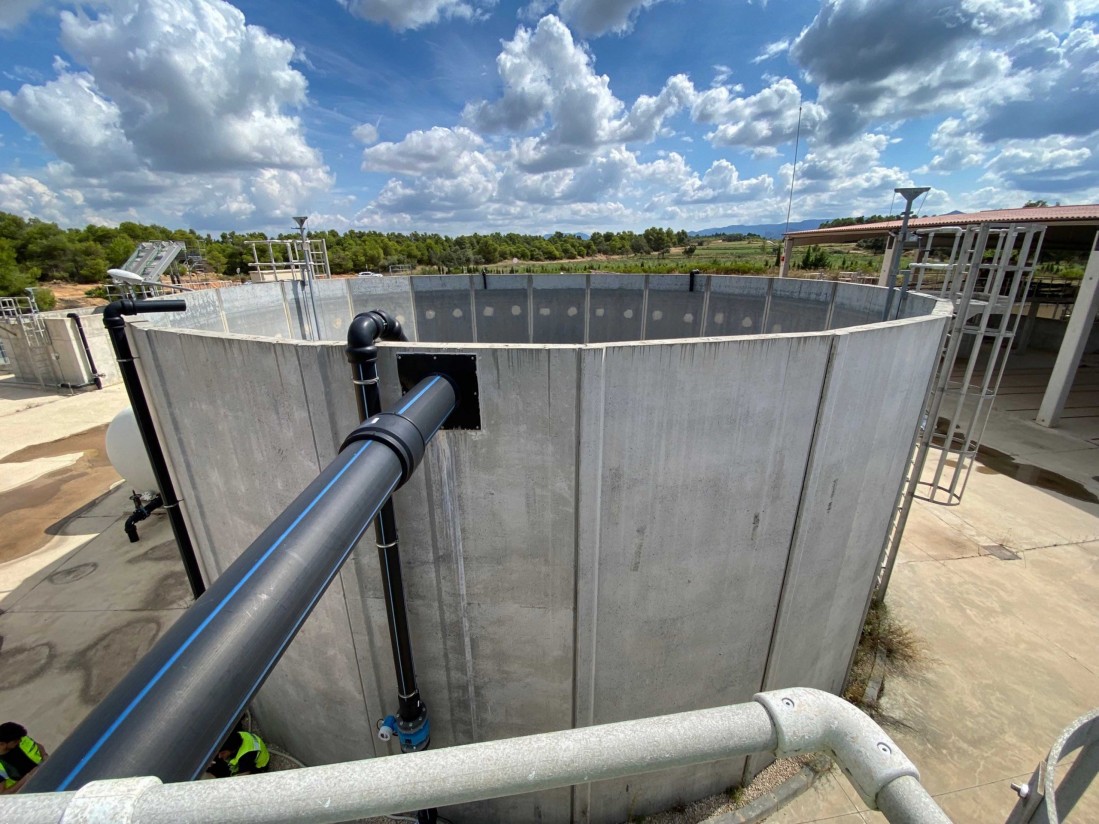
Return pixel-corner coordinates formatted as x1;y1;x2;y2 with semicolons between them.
127;539;179;565
67;618;161;705
0;641;56;690
975;445;1099;504
0;425;122;563
141;570;191;611
46;562;98;585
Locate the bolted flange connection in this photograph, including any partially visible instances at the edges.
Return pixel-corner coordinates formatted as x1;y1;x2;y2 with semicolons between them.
754;687;920;810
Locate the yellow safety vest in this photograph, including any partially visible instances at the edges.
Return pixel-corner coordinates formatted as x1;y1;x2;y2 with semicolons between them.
1;737;42;788
228;731;269;775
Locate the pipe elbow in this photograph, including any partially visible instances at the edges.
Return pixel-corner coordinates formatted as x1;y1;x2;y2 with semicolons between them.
346;310;406;364
102;300;133;328
754;687;919;810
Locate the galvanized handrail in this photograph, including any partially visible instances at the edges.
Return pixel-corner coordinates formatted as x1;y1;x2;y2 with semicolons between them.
6;688;951;824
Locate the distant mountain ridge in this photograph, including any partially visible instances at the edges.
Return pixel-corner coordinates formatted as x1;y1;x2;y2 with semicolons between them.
690;218;831;238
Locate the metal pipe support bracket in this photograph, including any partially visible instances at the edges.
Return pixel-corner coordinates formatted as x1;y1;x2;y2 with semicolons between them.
754;687;920;810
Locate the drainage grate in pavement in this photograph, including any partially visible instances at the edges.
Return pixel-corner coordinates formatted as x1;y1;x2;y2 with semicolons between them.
981;544;1022;561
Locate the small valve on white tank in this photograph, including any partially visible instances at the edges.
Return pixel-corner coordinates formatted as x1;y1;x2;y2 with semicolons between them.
377;715;397;742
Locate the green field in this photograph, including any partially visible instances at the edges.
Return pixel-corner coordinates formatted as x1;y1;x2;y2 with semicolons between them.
455;238;889;277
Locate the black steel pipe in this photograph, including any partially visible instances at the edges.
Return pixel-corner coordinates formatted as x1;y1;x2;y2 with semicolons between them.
102;299;205;599
25;375;455;792
346;311;427;736
66;312;103;390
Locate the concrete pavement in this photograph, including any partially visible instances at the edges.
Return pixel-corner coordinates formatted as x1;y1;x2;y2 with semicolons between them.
768;464;1099;822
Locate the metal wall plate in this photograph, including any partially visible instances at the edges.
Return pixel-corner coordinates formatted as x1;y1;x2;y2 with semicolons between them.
396;353;480;431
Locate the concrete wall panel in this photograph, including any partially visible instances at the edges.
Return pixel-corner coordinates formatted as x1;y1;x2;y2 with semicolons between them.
307;279;354;341
473;284;529;343
221;284;291;338
761;317;948;696
574;336;831;823
533;276;586;343
768;279;832;333
348;276;418;340
413;278;475;342
588;290;644;342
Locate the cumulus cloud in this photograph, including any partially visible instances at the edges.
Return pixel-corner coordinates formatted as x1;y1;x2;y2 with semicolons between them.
0;173;68;223
978;23;1099;139
337;0;483;31
917;118;987;174
792;0;1069;85
693;78;823;148
552;0;668;36
0;70;138;176
786;0;1085;142
353;122;379;144
0;0;331;228
982;135;1099;192
363;126;491;176
0;0;48;30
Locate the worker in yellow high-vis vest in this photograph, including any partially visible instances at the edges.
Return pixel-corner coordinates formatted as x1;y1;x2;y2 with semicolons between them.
208;728;270;778
0;722;47;794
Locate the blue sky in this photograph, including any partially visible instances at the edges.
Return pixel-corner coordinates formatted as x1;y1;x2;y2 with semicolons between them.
1;0;1098;235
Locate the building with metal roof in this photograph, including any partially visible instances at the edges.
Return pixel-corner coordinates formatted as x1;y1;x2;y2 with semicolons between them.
778;203;1099;433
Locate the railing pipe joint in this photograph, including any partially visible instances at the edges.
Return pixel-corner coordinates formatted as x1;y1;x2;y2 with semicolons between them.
755;687;921;811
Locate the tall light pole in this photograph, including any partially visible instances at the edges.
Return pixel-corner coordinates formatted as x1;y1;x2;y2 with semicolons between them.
293;215;323;340
882;187;929;321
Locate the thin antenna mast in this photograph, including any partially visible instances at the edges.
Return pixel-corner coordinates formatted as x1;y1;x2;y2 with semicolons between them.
784;104;803;237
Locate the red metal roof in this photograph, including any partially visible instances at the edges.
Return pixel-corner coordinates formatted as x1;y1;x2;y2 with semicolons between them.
787;204;1099;239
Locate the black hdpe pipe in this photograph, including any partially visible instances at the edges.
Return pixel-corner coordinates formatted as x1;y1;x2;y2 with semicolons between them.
347;311;439;824
25;374;456;792
348;312;422;726
124;493;162;543
102;299;205;599
66;312;103;390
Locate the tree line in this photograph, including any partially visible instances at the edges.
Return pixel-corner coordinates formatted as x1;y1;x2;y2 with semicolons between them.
0;211;716;296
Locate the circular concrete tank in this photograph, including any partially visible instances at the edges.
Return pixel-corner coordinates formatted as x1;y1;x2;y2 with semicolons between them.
131;274;947;823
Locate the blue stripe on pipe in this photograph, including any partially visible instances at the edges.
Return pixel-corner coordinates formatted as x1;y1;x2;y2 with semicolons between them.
56;441;378;790
212;481;398;773
397;375;441;415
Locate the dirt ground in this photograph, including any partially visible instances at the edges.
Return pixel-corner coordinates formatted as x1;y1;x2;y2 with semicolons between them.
0;424;123;562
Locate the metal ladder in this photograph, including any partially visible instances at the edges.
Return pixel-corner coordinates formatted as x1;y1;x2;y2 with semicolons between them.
0;294;66;390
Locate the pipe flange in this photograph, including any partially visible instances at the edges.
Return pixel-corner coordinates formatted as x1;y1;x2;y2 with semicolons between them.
340;412;426;485
61;776;162;824
754;687;919;810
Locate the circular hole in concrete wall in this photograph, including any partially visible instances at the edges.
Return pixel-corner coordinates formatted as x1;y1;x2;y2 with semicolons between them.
714;312;725;325
567;306;578;316
741;317;753;328
452;308;463;318
624;309;634;319
683;313;694;323
425;309;436;320
651;310;663;321
539;307;551;316
511;305;522;316
595;308;605;317
483;306;495;317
